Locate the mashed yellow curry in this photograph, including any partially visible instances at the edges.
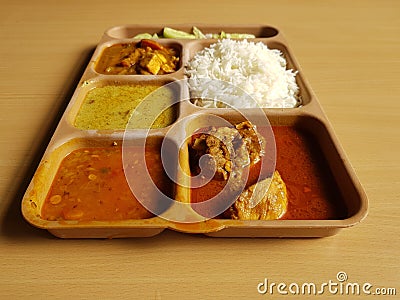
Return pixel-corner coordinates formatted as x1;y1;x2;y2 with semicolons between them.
74;84;177;130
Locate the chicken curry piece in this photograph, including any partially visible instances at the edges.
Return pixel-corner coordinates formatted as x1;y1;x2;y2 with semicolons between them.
96;39;179;75
223;170;287;220
189;121;288;220
189;121;266;181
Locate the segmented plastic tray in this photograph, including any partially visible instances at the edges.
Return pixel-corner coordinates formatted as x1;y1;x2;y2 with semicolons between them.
21;24;368;238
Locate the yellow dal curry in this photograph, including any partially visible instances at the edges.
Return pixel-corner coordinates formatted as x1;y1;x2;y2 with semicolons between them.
74;84;177;130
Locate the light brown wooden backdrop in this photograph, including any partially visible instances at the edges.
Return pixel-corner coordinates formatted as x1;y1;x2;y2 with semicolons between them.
0;0;399;299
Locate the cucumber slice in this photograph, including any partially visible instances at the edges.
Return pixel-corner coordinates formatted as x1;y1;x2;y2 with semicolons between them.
193;26;206;39
163;27;196;39
132;33;153;39
227;33;256;39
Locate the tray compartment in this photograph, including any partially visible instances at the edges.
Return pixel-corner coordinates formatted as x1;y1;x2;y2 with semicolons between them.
104;24;280;40
184;39;310;108
22;136;178;237
176;112;367;237
67;77;182;131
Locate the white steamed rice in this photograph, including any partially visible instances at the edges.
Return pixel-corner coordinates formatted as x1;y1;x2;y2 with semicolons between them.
185;39;300;108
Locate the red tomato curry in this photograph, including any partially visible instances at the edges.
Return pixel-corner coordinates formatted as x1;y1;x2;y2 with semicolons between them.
42;126;347;222
42;145;173;221
191;126;347;220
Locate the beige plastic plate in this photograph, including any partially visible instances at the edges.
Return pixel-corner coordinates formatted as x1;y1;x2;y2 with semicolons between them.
21;24;368;238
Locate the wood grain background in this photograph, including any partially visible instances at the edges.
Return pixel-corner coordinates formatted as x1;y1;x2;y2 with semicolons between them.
0;0;398;298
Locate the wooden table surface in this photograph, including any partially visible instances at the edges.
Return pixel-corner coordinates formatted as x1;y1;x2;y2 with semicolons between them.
1;0;399;299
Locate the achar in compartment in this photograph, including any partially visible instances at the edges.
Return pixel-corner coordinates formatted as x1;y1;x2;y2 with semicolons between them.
41;145;173;221
189;121;288;220
74;84;177;130
95;39;179;75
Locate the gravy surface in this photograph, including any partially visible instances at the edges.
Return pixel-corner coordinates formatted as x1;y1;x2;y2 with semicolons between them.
42;145;173;221
191;126;347;220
